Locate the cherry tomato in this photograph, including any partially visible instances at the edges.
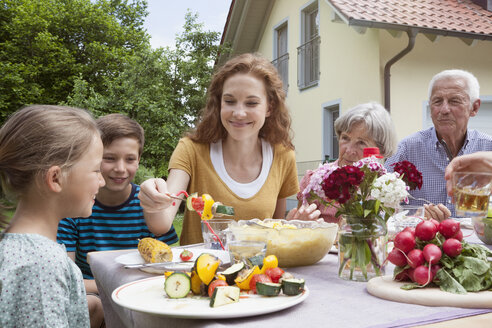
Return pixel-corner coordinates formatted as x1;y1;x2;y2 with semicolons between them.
179;249;193;262
265;267;285;283
208;279;228;297
191;197;204;212
249;274;272;294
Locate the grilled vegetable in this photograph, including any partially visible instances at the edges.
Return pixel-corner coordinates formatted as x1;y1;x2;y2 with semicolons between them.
281;278;305;296
256;282;282;296
218;262;245;285
194;253;221;285
234;265;260;290
164;272;191;298
137;237;172;263
209;286;240;308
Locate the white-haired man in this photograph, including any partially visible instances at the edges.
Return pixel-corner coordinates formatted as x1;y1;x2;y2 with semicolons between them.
385;69;492;220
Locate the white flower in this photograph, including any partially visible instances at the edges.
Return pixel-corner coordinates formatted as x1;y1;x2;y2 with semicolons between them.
370;172;409;208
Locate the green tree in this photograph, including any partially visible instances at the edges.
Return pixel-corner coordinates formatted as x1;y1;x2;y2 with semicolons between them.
0;0;149;121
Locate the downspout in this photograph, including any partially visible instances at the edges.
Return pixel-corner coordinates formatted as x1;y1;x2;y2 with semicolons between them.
384;28;418;112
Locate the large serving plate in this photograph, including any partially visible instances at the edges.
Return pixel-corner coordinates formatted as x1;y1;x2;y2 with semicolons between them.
112;275;309;319
367;275;492;308
115;248;230;274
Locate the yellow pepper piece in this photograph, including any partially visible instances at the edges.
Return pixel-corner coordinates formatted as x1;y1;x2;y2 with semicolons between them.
201;194;215;221
260;255;278;274
235;265;260;290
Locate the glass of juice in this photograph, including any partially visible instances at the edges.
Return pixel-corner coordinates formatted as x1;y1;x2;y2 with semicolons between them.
453;172;492;218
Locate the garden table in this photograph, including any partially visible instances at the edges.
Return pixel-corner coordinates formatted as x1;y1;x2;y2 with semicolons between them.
88;228;492;328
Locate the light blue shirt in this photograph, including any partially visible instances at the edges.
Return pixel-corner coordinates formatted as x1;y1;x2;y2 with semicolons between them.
385;127;492;216
0;233;89;327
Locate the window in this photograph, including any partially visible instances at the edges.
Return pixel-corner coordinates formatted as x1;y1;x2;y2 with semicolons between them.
298;2;320;89
272;22;289;92
323;103;340;162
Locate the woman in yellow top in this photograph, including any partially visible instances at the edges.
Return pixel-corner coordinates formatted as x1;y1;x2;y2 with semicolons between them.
139;53;319;245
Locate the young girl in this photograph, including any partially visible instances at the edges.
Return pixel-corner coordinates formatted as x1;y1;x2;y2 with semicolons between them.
138;53;319;245
0;105;105;327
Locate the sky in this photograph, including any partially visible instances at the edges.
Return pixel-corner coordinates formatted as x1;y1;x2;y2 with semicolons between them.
143;0;232;49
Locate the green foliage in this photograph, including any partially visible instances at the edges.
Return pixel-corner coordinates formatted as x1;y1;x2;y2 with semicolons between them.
1;1;230;177
133;164;155;186
0;0;149;121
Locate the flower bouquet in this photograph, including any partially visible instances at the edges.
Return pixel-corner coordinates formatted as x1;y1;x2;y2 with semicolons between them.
300;157;422;281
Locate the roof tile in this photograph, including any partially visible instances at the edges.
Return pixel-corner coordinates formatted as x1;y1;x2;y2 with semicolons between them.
328;0;492;37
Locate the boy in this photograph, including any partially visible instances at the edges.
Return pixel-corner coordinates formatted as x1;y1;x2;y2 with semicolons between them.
57;113;178;327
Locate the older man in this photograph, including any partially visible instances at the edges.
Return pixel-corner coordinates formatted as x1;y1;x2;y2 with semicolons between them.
385;69;492;219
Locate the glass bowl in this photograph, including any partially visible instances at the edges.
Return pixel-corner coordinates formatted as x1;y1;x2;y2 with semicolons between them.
472;216;492;245
229;218;338;267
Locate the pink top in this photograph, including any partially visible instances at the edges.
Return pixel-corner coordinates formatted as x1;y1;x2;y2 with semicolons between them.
297;160;341;224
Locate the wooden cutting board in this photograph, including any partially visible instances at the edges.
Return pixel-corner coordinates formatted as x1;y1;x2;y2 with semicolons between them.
367;275;492;308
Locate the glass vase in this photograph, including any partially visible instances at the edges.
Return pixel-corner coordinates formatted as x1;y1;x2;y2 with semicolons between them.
338;215;388;282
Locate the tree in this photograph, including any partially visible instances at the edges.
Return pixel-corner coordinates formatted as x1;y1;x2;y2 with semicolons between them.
0;0;149;121
66;11;230;177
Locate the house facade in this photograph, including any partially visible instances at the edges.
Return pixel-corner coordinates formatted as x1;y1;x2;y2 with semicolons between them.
220;0;492;209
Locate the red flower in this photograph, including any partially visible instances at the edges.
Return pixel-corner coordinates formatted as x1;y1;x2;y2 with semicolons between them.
321;166;364;204
391;161;423;190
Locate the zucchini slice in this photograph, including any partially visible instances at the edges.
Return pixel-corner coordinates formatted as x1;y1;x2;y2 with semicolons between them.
218;262;245;285
186;192;199;211
256;282;282;296
281;278;305;296
209;286;240;308
164;272;191;298
212;202;235;216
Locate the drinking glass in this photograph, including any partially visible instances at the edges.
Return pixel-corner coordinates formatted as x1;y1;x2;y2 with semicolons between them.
201;218;234;250
227;230;268;265
392;205;425;232
453;172;492;218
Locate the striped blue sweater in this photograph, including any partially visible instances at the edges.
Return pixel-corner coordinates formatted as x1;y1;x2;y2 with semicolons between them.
57;183;179;279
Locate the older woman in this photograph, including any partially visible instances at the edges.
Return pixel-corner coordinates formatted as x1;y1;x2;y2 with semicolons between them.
297;102;397;223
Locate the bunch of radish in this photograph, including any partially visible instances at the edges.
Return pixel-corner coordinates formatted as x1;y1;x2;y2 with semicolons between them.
388;218;463;286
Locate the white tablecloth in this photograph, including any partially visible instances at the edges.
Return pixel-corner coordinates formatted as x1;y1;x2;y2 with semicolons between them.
88;230;492;328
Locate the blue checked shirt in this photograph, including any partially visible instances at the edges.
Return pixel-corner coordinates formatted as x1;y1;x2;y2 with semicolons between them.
385;127;492;216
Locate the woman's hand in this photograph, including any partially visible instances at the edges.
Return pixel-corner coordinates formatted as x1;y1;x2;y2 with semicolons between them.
424;203;451;222
286;203;321;221
138;178;174;214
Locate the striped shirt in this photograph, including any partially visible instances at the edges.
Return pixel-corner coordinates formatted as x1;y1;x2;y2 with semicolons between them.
57;183;179;279
385;127;492;216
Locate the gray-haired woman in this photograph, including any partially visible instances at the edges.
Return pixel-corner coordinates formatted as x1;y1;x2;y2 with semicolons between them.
297;102;397;223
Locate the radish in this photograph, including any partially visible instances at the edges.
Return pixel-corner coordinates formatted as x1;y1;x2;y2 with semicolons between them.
429;218;440;229
394;231;416;253
438;219;460;239
442;238;462;257
415;220;437;241
423;243;442;264
454;229;463;241
430;264;441;280
407;268;416;282
407;249;425;268
413;265;435;286
402;227;415;236
394;269;411;282
387;248;407;267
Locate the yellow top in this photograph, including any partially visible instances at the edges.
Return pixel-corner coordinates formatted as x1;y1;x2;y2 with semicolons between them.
169;137;299;245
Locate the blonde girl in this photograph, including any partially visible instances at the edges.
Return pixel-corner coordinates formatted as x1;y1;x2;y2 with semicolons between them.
0;105;105;327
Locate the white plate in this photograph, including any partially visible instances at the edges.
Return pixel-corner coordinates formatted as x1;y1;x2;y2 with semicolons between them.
112;275;309;319
115;248;230;274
